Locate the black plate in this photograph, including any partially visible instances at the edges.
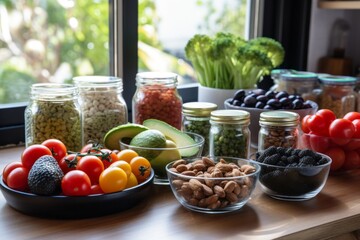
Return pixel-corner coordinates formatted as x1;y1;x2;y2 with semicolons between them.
0;170;154;219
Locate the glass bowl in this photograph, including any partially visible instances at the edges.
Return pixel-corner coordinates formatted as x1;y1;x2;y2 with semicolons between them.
120;132;204;185
253;150;331;201
166;156;260;214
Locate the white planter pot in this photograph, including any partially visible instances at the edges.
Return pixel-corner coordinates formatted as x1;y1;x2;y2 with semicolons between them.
198;85;238;109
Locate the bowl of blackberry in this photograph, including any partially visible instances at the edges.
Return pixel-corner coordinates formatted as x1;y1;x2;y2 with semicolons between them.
253;146;332;201
224;89;318;148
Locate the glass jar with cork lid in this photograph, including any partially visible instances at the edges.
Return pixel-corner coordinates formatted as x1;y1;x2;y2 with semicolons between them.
209;110;250;159
258;111;300;151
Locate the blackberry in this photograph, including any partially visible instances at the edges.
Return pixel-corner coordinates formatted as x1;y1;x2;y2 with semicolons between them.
263;153;281;165
317;157;330;166
281;155;288;163
299;156;316;166
276;146;287;155
277;161;287;167
287;155;300;164
298;149;316;158
291;149;301;156
262;146;278;157
285;147;294;156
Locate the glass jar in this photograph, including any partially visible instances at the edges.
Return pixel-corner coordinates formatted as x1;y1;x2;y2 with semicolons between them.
258;111;300;151
182;102;218;156
73;76;128;145
209;110;250;159
277;71;319;102
318;75;358;118
133;72;183;129
25;83;82;151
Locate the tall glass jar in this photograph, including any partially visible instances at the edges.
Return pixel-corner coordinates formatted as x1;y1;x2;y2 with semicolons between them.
73;76;128;145
182;102;218;156
209;110;250;159
25;83;82;151
258;111;300;151
133;72;183;129
318;75;358;118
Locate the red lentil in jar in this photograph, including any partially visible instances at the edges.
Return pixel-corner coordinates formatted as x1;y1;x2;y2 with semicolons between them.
132;72;183;129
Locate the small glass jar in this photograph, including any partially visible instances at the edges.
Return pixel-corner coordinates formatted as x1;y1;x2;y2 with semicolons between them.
318;75;358;118
258;111;300;151
182;102;218;156
25;83;82;151
277;71;319;102
133;72;183;129
209;110;250;159
73;76;128;145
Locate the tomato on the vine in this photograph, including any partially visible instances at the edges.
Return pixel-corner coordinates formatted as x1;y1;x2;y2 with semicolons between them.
130;156;152;183
41;139;67;163
21;144;53;169
99;167;128;193
2;162;23;184
117;149;139;163
59;154;79;174
76;155;104;185
98;149;119;169
61;170;91;196
6;167;29;191
90;184;104;195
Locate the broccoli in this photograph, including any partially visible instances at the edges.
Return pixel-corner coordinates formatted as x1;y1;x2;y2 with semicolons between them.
248;37;285;68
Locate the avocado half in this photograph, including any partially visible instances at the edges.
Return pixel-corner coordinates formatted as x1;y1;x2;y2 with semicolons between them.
103;123;149;150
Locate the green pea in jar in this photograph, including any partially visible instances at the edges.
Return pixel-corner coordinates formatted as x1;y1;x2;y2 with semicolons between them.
25;83;82;151
209;109;250;159
182;102;218;156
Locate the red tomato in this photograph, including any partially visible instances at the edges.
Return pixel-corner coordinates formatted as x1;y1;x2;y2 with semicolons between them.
41;139;67;163
316;109;336;126
329;119;355;145
21;145;53;169
2;162;23;184
301;115;311;133
90;184;104;195
343;112;360;121
6;167;29;191
342;150;360;170
61;170;91;196
352;119;360;138
59;154;79;174
98;149;119;169
76;155;104;185
324;147;345;171
307;114;328;136
309;134;330;153
80;143;94;153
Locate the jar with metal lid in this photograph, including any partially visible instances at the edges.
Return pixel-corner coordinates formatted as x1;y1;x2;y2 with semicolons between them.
277;71;319;102
25;83;82;151
133;72;183;129
318;75;358;118
258;111;300;151
182;102;218;156
209;110;250;159
73;76;128;145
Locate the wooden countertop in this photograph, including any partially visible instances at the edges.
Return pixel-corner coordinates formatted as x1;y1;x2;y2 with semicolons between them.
0;146;360;240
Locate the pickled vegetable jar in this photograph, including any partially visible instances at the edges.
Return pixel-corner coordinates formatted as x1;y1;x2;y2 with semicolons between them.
209;109;250;159
182;102;218;155
74;76;128;145
133;72;183;129
25;83;82;151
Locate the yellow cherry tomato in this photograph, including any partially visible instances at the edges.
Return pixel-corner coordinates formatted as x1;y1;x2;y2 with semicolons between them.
130;156;152;183
110;160;132;177
117;149;139;163
99;167;127;193
125;172;138;189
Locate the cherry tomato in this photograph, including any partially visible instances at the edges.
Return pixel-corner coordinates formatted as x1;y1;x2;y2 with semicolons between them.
343;112;360;121
309;134;330;153
316;109;336;126
90;184;104;195
117;149;139;163
110;160;132;177
41;139;67;163
329;119;355;145
61;170;91;196
125;172;138;189
2;162;23;184
6;167;29;191
99;167;128;193
76;155;104;185
301;115;311;133
80;143;94;153
307;114;328;136
324;147;345;171
98;149;119;169
21;144;53;169
352;119;360;138
342;150;360;170
59;154;79;174
344;139;360;151
130;156;152;183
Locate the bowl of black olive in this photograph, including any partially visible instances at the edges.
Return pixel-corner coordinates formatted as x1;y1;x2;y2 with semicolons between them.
224;89;318;148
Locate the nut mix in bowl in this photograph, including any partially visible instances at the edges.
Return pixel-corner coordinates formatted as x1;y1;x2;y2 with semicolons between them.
166;156;260;214
254;146;332;201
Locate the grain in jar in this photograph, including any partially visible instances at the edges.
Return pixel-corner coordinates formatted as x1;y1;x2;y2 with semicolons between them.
209;110;250;159
258;111;300;151
25;83;82;151
74;76;128;145
133;72;183;129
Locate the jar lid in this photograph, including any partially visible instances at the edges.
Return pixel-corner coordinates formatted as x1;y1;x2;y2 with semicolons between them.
259;111;299;127
271;69;294;79
136;72;178;86
281;71;318;81
318;75;358;85
31;83;78;100
182;102;218;117
210;110;250;125
73;76;123;89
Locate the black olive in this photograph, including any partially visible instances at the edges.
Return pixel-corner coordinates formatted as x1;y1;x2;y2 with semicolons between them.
244;96;257;107
256;95;269;103
255;101;265;109
233;90;246;101
275;91;289;99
